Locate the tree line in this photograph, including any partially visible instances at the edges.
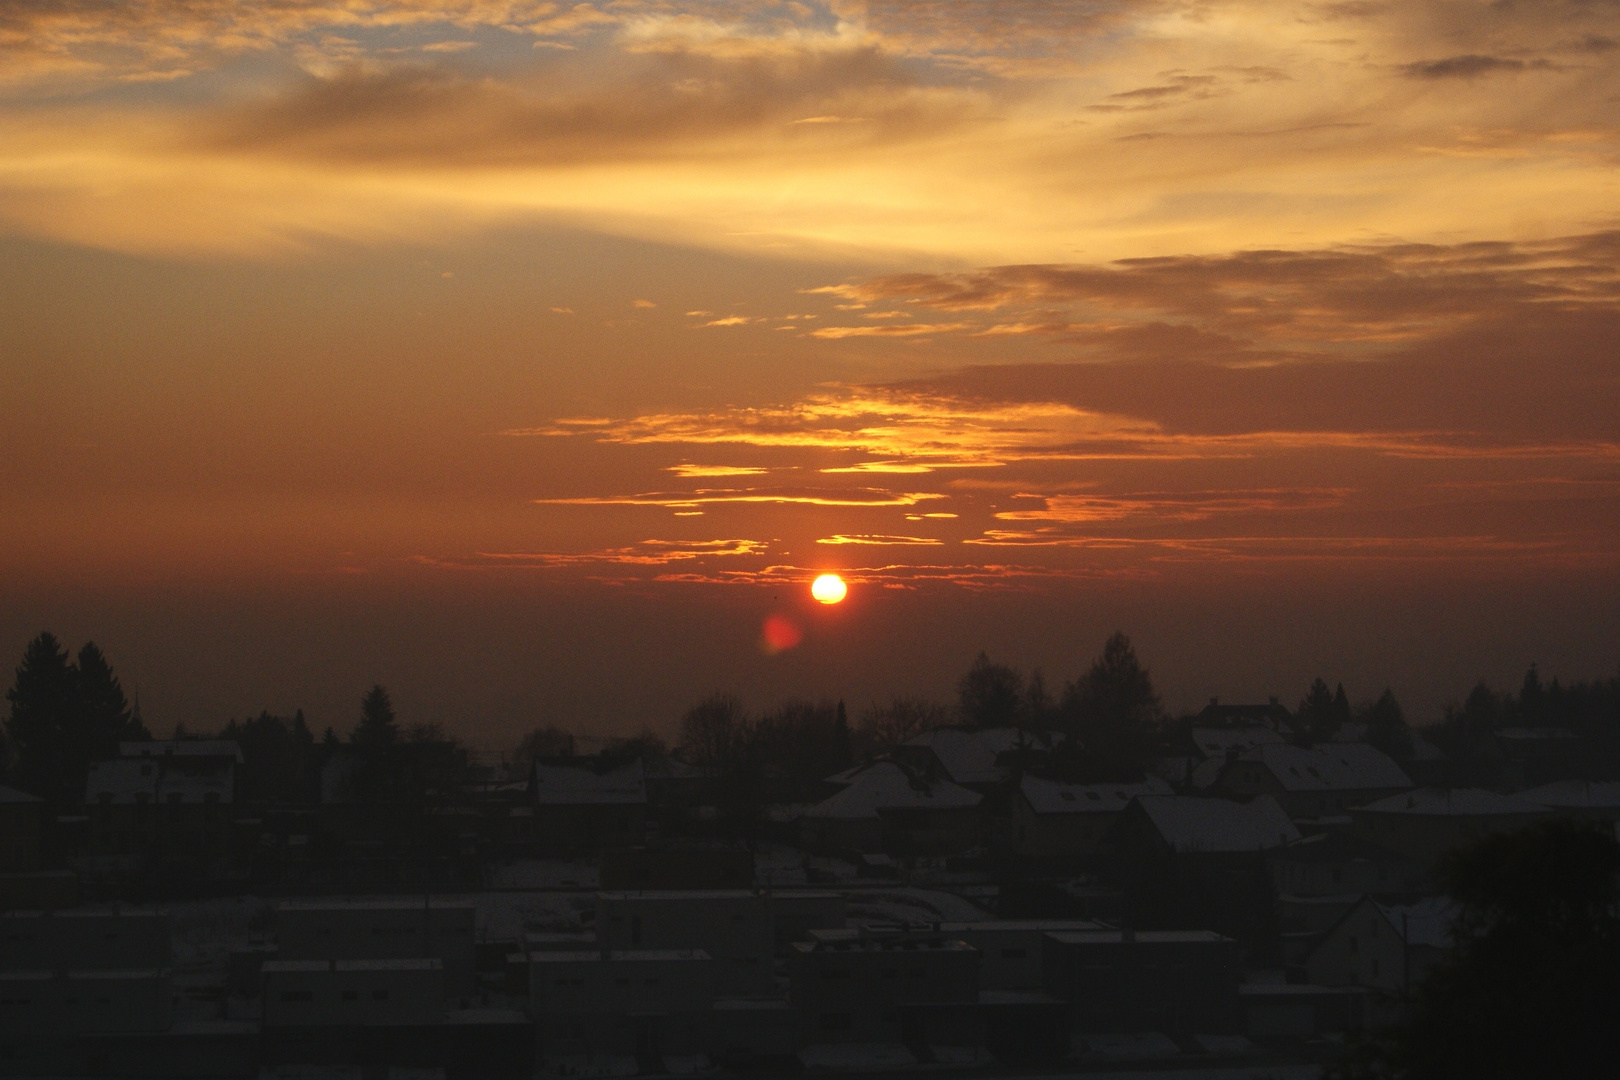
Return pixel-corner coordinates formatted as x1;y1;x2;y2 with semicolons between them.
7;628;1620;808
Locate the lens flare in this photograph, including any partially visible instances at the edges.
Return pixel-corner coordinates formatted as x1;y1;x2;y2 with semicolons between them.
811;573;848;604
761;614;803;654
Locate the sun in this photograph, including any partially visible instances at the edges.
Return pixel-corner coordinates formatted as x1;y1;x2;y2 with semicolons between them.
810;573;848;604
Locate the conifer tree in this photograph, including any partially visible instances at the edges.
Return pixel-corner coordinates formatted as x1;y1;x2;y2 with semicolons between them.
351;684;399;749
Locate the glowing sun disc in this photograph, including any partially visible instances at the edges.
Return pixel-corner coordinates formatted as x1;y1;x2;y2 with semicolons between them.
810;573;848;604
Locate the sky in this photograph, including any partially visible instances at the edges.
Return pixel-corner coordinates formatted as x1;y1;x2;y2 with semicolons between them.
3;1;1619;745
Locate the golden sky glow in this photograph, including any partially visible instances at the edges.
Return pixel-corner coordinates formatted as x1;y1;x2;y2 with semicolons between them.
2;1;1619;736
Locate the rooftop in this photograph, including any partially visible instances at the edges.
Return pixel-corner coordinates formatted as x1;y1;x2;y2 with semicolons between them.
1133;795;1301;853
532;759;647;806
1354;787;1550;816
1518;779;1620;809
803;761;981;820
1046;930;1232;945
120;739;243;762
1190;725;1284;760
531;949;712;962
1236;742;1412;793
1020;775;1172;815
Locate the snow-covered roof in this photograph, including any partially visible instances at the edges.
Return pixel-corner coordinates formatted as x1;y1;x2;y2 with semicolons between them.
1191;725;1284;760
803;762;981;820
532;759;646;806
85;757;233;804
121;740;243;763
0;785;43;805
1020;775;1171;815
1354;787;1549;817
1238;743;1412;793
1132;795;1301;853
902;727;1039;785
1494;727;1579;742
1518;779;1620;809
1372;897;1453;948
1271;831;1404;864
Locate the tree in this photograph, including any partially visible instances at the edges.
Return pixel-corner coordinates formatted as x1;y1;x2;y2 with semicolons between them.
1379;819;1620;1079
72;641;146;751
513;723;574;765
957;653;1025;728
4;632;76;803
1297;677;1341;744
5;633;145;808
856;696;947;756
351;685;399;749
677;692;747;771
1061;632;1160;773
1364;688;1414;761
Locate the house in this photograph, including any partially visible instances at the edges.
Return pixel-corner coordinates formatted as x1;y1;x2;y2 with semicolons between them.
275;897;477;995
262;958;445;1027
0;787;44;873
1;906;170;972
800;761;982;854
811;919;1105;991
530;948;715;1065
1114;795;1300;944
788;936;980;1048
1518;779;1620;822
1269;831;1414;901
1116;795;1301;863
1305;896;1452;1005
0;968;174;1037
528;759;647;855
83;743;237;861
595;891;774;996
1000;776;1172;861
1042;929;1242;1033
1215;743;1413;820
1349;788;1549;871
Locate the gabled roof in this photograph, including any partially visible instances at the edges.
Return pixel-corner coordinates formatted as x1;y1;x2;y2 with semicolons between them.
532;759;647;806
1354;787;1548;817
1191;725;1283;760
1193;700;1296;731
1237;743;1412;793
902;726;1052;786
0;785;43;805
1020;775;1171;815
1270;830;1406;865
1518;779;1620;809
121;740;244;763
803;762;981;820
1132;795;1300;853
1373;898;1453;948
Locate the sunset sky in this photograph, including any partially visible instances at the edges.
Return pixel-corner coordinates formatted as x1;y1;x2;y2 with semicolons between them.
4;1;1619;743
